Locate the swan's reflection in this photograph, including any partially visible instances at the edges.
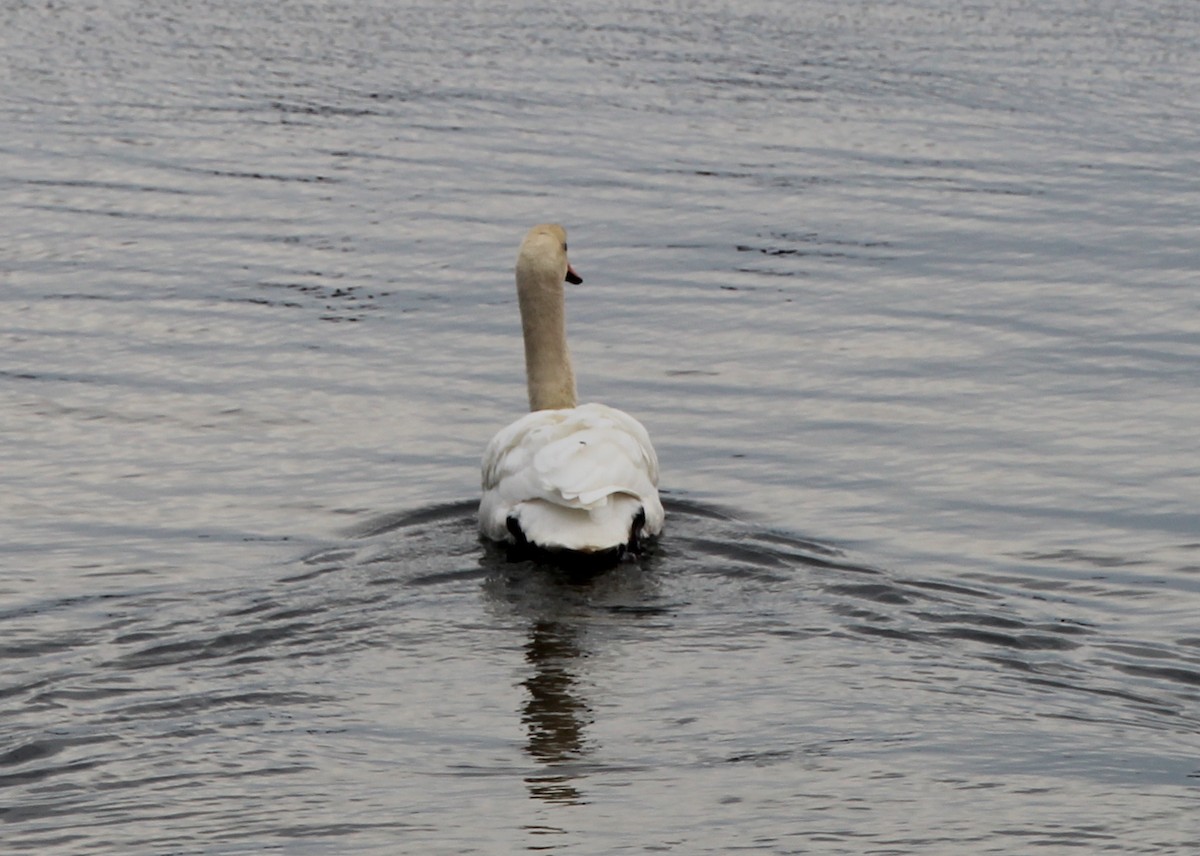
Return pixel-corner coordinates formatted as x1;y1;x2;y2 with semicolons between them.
482;546;666;807
521;619;590;804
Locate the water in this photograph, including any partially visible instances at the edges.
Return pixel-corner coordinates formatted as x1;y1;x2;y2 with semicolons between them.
3;0;1199;852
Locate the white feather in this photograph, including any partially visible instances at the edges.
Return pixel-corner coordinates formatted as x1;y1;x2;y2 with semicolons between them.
480;403;664;553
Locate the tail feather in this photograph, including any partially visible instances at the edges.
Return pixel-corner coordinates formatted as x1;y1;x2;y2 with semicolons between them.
508;494;646;555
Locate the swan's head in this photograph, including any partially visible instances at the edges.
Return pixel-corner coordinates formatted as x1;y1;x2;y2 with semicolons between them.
517;223;582;286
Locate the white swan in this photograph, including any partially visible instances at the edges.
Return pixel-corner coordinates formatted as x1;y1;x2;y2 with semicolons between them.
479;224;664;559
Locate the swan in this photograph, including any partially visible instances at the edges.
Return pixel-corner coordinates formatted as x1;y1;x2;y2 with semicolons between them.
479;224;664;560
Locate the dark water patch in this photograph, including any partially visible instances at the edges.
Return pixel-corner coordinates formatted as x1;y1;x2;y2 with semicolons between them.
753;528;844;558
674;537;788;572
343;499;480;539
1019;674;1184;720
735;229;896;267
19;202;212;223
178;164;338;184
0;758;100;790
0;676;57;703
824;581;913;606
105;690;329;720
22;176;196;195
916;610;1028;630
266;99;381;119
724;748;796;766
29;683;143;704
0;632;99;660
116;622;322;669
290;548;358;572
1101;641;1191;661
0;739;64;768
937;626;1081;652
848;624;927;643
408;566;490;587
603;603;676;616
251;278;381;322
263;819;424;839
222;598;303;619
1106;662;1200;690
1017;548;1154;569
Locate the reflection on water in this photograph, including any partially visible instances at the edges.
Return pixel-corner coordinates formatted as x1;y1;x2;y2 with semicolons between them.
482;549;677;808
521;621;589;804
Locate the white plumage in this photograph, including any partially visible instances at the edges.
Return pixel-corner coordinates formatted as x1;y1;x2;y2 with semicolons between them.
480;403;664;553
478;225;663;557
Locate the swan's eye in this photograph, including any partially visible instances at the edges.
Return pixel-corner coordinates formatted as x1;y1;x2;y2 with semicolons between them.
562;243;568;252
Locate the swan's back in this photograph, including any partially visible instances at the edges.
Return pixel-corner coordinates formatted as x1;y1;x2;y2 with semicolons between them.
480;403;663;555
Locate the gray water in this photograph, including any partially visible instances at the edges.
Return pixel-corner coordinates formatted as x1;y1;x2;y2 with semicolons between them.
3;0;1199;852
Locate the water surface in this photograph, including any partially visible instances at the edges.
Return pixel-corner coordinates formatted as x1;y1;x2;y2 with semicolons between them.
3;0;1199;852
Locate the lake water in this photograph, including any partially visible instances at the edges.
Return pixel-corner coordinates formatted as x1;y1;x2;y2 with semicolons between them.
3;0;1199;852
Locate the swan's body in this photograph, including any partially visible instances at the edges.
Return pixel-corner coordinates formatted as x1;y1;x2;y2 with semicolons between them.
479;224;663;558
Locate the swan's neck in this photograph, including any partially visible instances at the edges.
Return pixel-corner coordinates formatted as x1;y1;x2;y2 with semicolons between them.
517;265;577;412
